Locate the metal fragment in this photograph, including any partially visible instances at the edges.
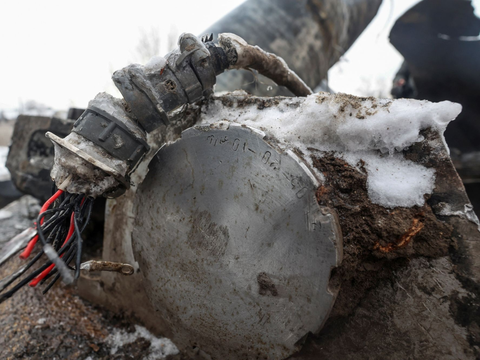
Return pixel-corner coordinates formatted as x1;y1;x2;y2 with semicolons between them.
80;260;134;275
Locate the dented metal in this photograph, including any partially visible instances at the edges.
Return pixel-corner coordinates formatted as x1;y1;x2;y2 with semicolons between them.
131;124;342;359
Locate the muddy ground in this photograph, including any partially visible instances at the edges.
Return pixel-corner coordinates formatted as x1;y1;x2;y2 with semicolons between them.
0;198;179;360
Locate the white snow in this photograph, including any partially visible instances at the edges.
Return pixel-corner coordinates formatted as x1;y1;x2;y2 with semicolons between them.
106;324;178;359
145;55;167;74
0;146;11;182
0;209;13;220
200;91;462;208
348;152;436;208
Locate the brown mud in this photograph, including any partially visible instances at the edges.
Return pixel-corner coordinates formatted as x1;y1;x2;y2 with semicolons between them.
287;129;480;359
312;153;453;318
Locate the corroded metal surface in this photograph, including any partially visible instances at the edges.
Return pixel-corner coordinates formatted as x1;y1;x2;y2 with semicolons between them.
80;260;134;275
132;124;342;359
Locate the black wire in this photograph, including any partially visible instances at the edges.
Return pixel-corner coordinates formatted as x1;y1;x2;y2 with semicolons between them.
0;250;44;293
36;195;78;248
42;238;78;293
73;212;82;280
39;267;57;285
0;206;73;292
45;202;75;248
38;238;76;285
0;260;54;303
51;182;57;197
37;209;62;247
36;197;75;247
46;223;62;243
73;197;91;280
38;195;90;282
52;223;68;251
42;273;61;294
0;200;72;292
35;197;75;243
64;245;78;271
42;199;74;225
0;221;80;302
43;240;78;283
40;210;71;235
32;195;90;283
0;193;95;300
81;198;94;231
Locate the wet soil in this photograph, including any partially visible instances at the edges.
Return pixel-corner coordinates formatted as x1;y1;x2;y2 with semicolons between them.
286;129;480;359
0;255;173;360
312;153;454;317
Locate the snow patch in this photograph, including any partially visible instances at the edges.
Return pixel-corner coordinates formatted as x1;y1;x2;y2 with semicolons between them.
106;324;178;359
145;56;167;74
200;92;462;208
0;209;13;220
345;152;436;208
0;146;11;182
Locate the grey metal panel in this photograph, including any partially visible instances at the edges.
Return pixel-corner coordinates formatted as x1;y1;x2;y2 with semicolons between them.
132;124;342;359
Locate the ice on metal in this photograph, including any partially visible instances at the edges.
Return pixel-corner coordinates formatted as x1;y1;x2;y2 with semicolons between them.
200;92;462;208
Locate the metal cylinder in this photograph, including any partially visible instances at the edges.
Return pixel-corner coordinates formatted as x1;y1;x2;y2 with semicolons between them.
204;0;382;96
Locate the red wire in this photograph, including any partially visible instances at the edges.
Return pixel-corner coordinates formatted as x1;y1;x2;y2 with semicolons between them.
19;190;64;260
30;197;85;287
29;213;75;287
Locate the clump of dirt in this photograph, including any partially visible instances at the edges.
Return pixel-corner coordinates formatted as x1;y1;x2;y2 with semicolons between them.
315;92;391;120
257;272;279;297
215;93;282;110
312;153;454;317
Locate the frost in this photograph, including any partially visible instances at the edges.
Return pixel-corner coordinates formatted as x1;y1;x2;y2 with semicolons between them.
106;324;178;359
345;152;436;208
201;92;462;208
145;55;167;74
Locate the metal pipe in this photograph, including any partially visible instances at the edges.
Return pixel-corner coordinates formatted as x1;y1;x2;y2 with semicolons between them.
204;0;383;96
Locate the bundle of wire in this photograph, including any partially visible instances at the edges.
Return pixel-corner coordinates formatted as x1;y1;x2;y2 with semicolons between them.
0;189;94;303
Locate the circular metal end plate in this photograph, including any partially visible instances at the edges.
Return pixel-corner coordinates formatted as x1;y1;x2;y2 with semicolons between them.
132;124;342;359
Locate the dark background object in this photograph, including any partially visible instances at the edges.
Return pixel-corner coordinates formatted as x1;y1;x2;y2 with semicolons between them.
390;0;480;216
67;108;85;121
391;61;417;99
390;0;480;154
6;115;73;202
5;109;86;203
0;180;22;209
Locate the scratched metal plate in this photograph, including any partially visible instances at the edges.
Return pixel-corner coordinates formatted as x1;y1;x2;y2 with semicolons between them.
132;123;342;359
